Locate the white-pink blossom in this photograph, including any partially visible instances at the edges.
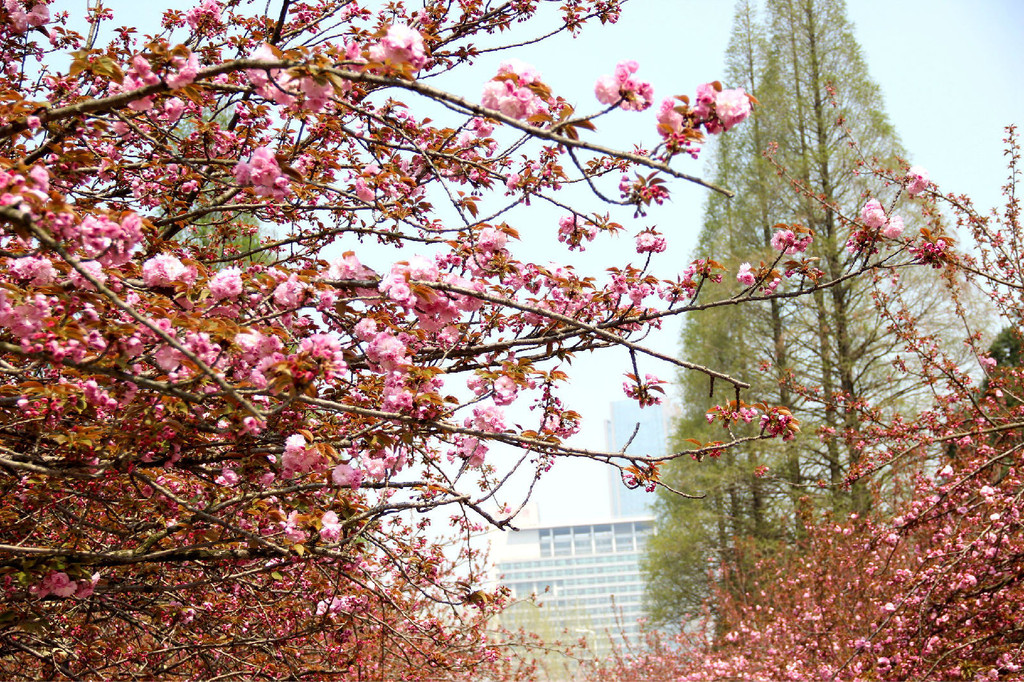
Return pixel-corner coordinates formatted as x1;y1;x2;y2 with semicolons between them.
481;60;547;121
208;267;244;300
906;165;930;196
736;262;756;286
369;24;427;70
143;254;195;288
234;146;290;199
594;61;653;112
882;214;904;239
860;198;887;229
319;511;343;542
715;88;752;130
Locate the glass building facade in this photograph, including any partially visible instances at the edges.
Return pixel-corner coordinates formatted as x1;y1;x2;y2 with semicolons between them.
606;400;668;518
490;518;653;653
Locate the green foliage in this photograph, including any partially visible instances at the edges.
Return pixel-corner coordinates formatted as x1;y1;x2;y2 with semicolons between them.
989;325;1024;368
645;0;918;627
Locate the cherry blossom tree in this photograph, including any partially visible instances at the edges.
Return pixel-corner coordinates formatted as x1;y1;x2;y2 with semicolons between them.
0;0;770;677
596;130;1024;681
0;0;949;677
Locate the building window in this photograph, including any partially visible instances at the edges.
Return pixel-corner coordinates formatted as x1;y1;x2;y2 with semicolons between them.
553;528;572;556
539;529;552;557
614;523;634;552
573;529;593;555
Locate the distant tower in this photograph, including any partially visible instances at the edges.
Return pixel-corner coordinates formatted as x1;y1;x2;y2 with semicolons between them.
605;400;668;518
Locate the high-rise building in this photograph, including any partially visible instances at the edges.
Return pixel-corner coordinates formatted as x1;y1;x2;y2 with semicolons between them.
605;400;668;518
488;514;653;655
484;401;670;658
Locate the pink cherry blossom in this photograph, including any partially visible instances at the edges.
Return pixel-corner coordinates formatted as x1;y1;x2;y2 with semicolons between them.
331;463;363;489
481;60;548;121
477;226;508;253
882;214;904;239
142;254;195;288
453;435;488;467
860;198;888;229
657;98;685;134
736;262;756;286
594;61;654;112
185;0;221;30
273;274;305;308
906;165;930;196
166;51;200;90
9;256;55;285
234;146;290;199
319;511;343;542
43;571;77;598
5;0;50;33
715;87;752;130
369;24;428;70
215;467;240;486
208;267;243;300
770;228;812;254
635;230;667;254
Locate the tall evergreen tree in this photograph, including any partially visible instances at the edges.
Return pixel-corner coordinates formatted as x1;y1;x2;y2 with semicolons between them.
644;0;929;626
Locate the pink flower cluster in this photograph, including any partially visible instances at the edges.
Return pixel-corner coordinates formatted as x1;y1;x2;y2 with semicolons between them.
208;267;243;300
247;43;352;111
319;511;343;542
657;82;752;147
273;273;305;308
452;435;488;467
623;373;665;407
0;289;49;340
467;374;519;406
557;215;598;251
30;570;100;599
332;462;363;488
908;236;949;268
356;319;409;373
860;199;904;239
369;24;428;70
736;262;756;286
281;433;324;478
8;255;56;285
693;82;751;133
70;212;144;266
770;228;813;254
233;330;284;388
635;229;667;254
455;116;495;147
465;404;506;434
142;253;197;288
759;408;799;441
299;333;347;380
906;165;929;196
325;252;374;281
165;50;200;90
234;146;290;199
185;0;221;31
4;0;49;35
117;55;161;112
594;60;654;112
481;60;548;121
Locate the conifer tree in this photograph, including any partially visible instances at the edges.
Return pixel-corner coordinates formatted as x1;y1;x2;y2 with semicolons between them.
645;0;932;626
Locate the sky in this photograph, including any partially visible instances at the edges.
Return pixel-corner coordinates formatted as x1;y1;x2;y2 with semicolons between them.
474;0;1024;525
56;0;1024;526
